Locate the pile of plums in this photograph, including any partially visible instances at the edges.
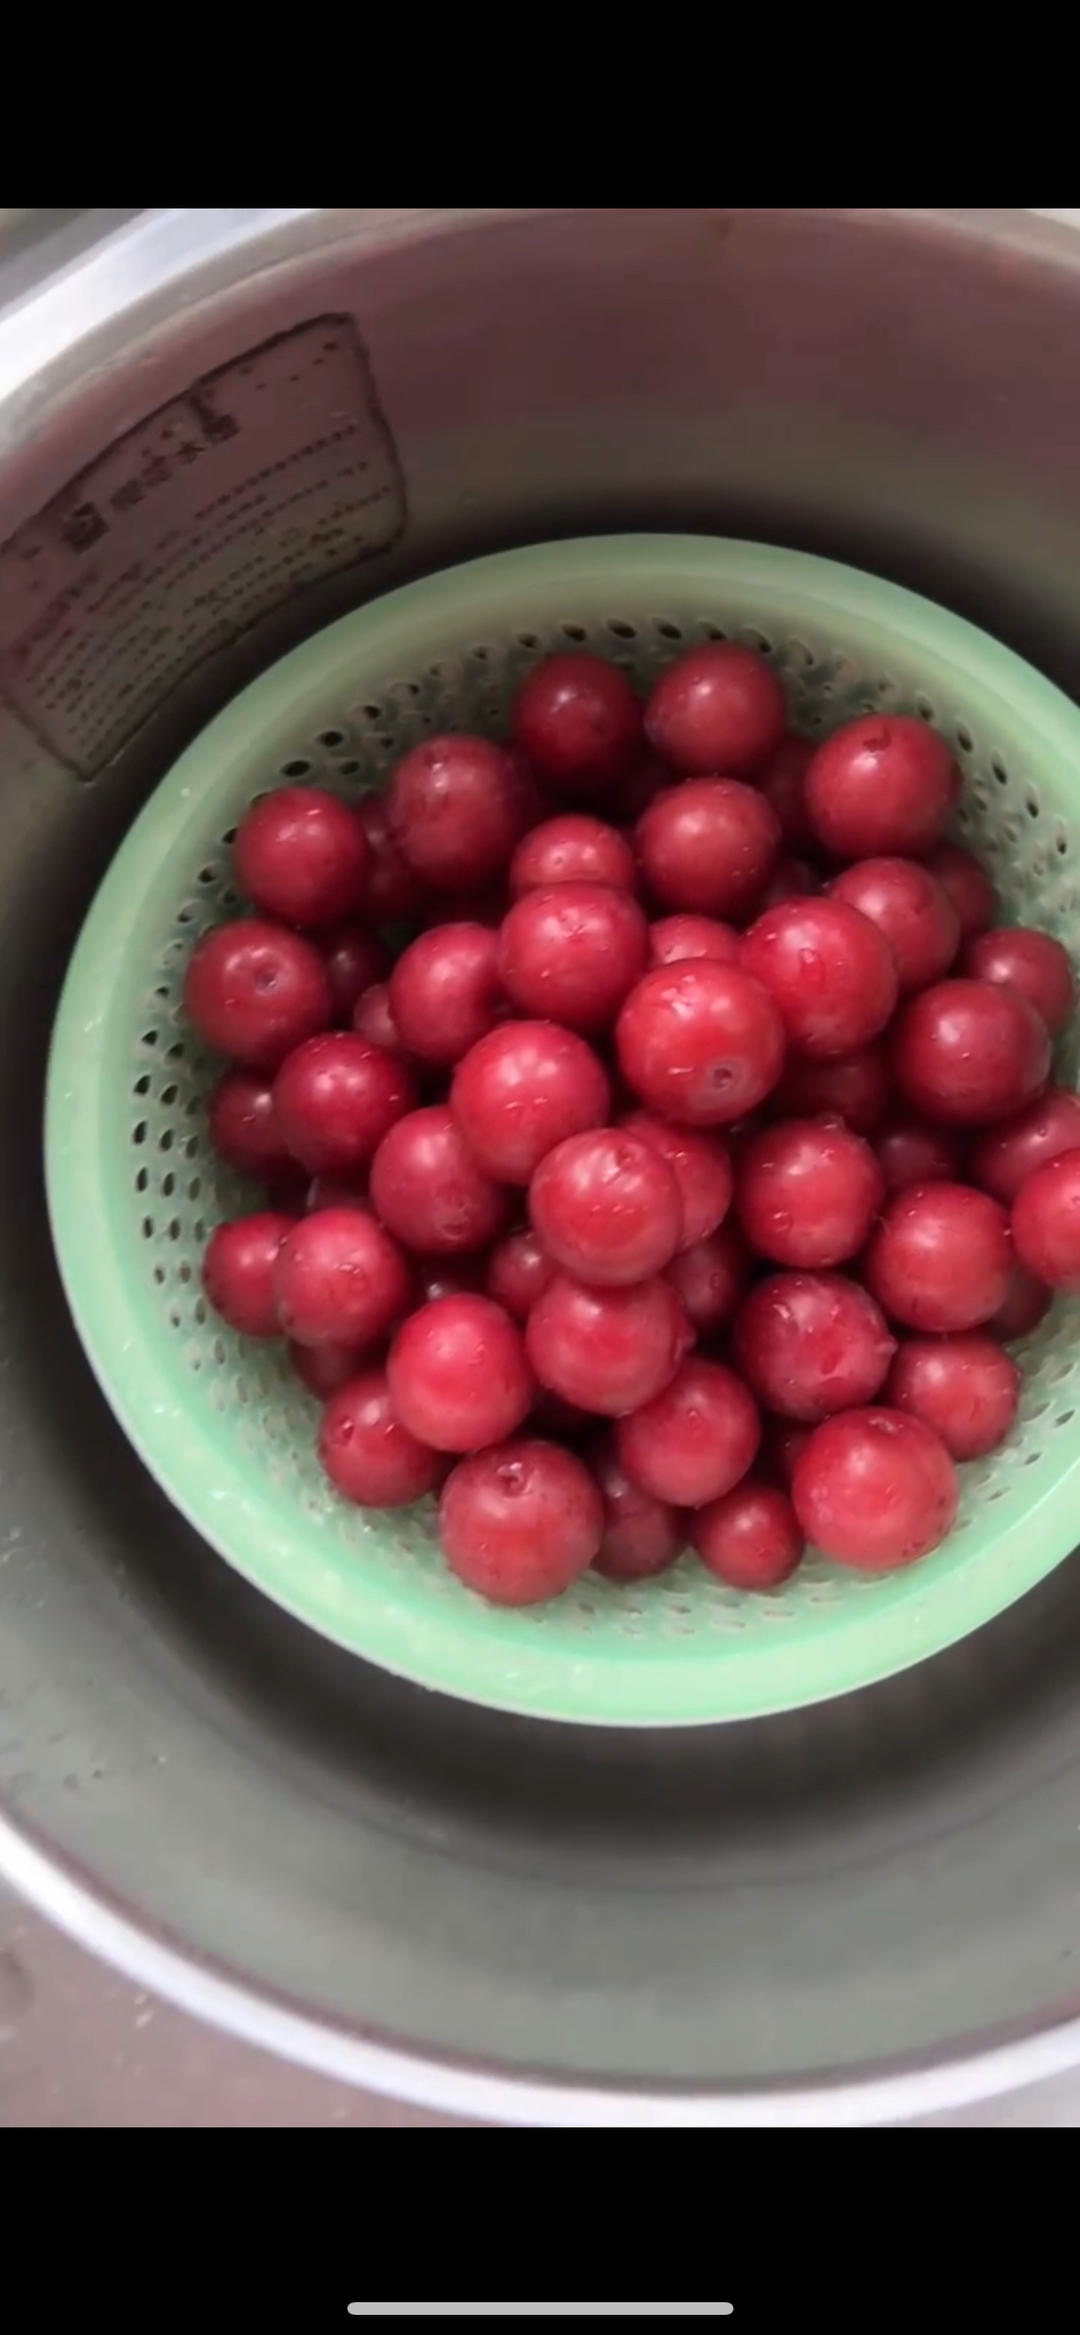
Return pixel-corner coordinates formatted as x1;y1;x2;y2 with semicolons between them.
182;637;1080;1606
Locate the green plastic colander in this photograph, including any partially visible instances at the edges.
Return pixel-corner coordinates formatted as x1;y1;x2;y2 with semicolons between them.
45;536;1080;1726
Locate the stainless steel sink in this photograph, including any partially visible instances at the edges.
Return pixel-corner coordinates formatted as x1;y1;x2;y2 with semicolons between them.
3;208;1080;2124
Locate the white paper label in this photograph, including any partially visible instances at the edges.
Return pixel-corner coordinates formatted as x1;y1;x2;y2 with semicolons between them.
0;314;405;775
